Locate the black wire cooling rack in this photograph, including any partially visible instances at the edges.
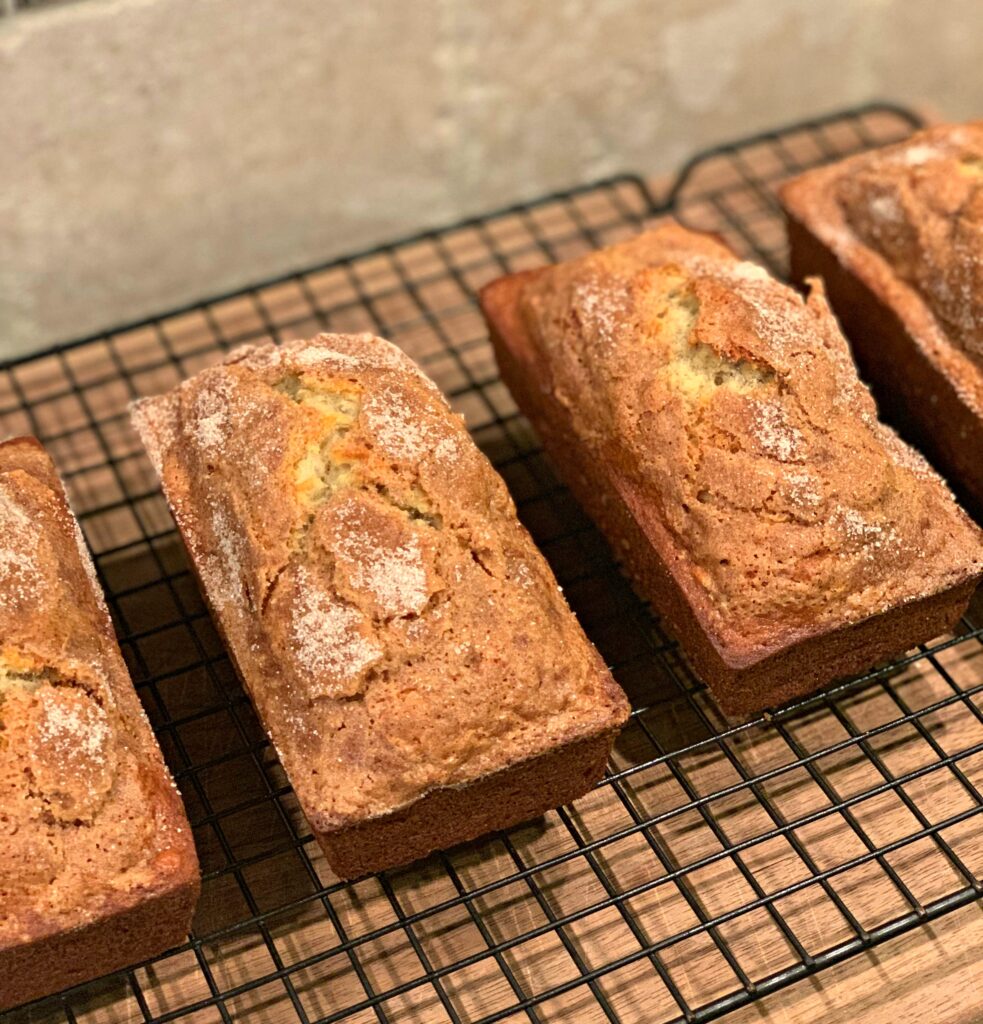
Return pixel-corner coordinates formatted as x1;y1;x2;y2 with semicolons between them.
3;102;982;1024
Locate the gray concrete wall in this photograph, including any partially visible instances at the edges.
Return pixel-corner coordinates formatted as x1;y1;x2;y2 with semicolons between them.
1;0;981;357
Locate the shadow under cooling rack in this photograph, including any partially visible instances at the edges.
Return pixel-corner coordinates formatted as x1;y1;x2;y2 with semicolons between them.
2;102;981;1024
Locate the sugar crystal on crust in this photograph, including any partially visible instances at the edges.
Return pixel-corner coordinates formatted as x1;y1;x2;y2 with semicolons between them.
749;401;806;463
0;479;41;605
290;567;382;697
331;498;430;617
193;374;237;453
364;386;430;462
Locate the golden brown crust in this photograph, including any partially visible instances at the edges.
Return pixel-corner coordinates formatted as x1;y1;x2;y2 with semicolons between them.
479;224;983;716
316;728;617;879
0;438;199;1012
834;123;983;368
131;334;628;878
781;122;983;515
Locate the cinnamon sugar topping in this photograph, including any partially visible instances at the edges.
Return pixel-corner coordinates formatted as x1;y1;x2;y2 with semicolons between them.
333;508;429;617
36;689;112;765
193;375;236;452
201;503;248;612
364;386;430;462
0;480;41;605
290;568;383;696
750;402;805;462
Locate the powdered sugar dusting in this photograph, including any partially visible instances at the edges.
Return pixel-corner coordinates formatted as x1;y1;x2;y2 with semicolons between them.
820;221;858;260
784;468;822;508
333;507;429;617
838;131;983;366
869;193;901;224
724;260;772;285
200;503;248;611
193;374;237;453
287;334;415;375
0;480;41;606
573;279;629;347
289;341;442;401
353;537;427;616
222;334;448;422
835;506;900;557
512;561;537;590
292;346;365;371
877;423;936;481
230;343;283;373
750;402;805;462
36;690;111;765
683;252;811;354
291;567;382;692
737;275;818;359
433;434;461;464
130;396;177;478
364;386;429;461
231;333;441;393
899;142;940;167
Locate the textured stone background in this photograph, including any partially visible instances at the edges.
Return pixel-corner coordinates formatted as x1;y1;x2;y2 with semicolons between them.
1;0;981;356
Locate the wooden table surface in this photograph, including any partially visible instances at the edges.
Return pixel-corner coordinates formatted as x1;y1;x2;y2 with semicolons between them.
726;903;981;1023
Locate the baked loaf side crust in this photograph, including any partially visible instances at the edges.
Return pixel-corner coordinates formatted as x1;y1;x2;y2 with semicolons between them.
479;224;983;716
780;122;983;516
131;334;629;880
0;438;199;1012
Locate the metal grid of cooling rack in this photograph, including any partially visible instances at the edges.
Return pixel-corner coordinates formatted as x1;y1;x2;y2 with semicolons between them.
2;103;982;1024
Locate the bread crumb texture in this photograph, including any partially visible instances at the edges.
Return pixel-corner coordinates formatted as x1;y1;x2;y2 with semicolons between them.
131;335;626;829
834;122;983;367
0;446;190;945
518;225;983;651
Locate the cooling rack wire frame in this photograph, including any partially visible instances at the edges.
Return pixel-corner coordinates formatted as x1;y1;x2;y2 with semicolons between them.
2;102;980;1024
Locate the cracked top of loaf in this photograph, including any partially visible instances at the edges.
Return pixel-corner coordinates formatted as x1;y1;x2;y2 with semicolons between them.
131;335;628;831
0;438;197;948
516;224;983;658
781;122;983;413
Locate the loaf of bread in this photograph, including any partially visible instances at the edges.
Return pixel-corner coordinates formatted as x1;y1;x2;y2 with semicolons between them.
0;438;199;1012
781;122;983;517
131;334;629;880
479;223;983;717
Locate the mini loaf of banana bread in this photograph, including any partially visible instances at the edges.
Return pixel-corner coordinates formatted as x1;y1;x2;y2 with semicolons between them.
0;438;199;1012
781;122;983;517
131;334;629;880
479;223;983;717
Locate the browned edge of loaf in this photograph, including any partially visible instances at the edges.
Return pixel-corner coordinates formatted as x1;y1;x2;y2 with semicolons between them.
1;881;198;1011
0;436;200;1013
478;272;978;719
314;728;618;880
173;499;623;880
781;177;983;520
